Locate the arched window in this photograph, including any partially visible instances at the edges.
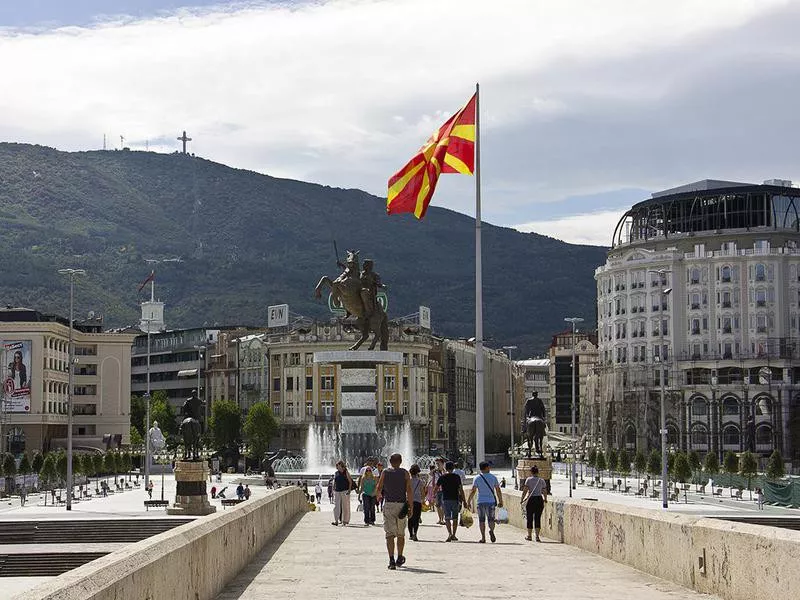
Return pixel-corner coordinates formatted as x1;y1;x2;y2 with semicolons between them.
666;424;679;445
723;425;740;446
722;396;739;416
755;263;766;281
692;397;707;416
691;426;708;446
754;395;772;416
721;265;732;282
690;267;700;284
755;425;772;446
624;425;636;448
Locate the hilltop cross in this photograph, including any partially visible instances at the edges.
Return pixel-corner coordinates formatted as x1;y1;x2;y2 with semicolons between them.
177;130;192;154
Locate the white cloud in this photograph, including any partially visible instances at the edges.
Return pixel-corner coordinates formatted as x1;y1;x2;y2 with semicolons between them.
515;209;627;247
0;0;796;225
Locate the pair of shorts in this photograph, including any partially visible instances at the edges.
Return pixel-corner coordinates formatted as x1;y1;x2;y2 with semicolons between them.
442;499;460;521
383;501;407;538
477;502;496;523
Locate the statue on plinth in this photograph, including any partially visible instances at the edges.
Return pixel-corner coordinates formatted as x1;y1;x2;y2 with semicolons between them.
178;389;204;461
149;420;166;452
314;249;389;351
522;391;547;458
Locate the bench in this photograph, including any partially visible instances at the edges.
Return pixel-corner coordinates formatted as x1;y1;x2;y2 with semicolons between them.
713;488;723;496
144;499;169;510
221;498;245;508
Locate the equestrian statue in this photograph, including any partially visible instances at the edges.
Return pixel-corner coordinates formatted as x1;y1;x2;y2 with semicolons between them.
179;389;204;461
522;391;547;458
315;249;389;351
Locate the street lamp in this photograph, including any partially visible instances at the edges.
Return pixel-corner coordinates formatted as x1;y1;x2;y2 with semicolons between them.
140;318;156;491
501;345;517;476
649;268;672;509
564;317;584;498
58;268;86;511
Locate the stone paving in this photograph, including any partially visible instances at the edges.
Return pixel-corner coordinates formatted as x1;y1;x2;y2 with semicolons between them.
216;495;720;600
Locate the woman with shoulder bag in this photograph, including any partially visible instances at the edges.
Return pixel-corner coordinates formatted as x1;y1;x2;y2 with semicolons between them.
407;464;424;541
519;465;548;542
359;468;378;525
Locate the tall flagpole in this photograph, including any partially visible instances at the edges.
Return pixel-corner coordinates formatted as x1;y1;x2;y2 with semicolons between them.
474;82;485;466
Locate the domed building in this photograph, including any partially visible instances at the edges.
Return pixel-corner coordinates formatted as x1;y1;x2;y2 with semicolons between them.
594;179;800;464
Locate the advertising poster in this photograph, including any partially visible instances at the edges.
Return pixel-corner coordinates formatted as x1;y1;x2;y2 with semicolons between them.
2;340;31;413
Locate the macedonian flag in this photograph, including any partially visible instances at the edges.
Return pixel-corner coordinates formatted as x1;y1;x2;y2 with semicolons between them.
387;93;476;219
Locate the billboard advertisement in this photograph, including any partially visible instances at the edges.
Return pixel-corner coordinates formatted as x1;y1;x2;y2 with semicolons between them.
2;340;31;413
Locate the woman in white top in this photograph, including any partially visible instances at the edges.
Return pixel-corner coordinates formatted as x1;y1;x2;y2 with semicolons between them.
519;465;548;542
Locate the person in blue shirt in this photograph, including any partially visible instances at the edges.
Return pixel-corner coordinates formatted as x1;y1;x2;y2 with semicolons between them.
466;461;504;543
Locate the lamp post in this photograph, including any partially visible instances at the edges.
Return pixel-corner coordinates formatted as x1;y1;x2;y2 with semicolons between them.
649;269;672;509
57;268;86;511
502;345;517;477
564;317;584;498
141;318;155;491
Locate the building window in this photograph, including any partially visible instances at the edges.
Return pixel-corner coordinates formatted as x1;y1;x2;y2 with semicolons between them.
722;397;739;416
689;267;700;284
402;402;409;415
273;378;280;392
721;265;732;283
322;401;334;416
306;376;313;390
403;376;408;390
322;376;334;390
384;375;396;390
385;403;395;415
722;425;740;446
286;377;294;391
286;404;294;417
272;403;281;416
691;426;708;446
306;402;313;416
754;263;766;282
691;397;707;416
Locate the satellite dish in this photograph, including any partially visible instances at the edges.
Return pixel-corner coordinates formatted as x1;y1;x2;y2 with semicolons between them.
88;310;96;319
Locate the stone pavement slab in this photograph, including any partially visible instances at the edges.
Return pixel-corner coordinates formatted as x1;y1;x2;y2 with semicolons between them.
216;500;719;600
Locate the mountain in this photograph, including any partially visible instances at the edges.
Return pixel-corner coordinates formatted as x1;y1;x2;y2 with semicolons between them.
0;142;607;356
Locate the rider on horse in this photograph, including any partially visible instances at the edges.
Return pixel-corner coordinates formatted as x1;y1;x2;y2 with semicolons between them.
522;391;547;458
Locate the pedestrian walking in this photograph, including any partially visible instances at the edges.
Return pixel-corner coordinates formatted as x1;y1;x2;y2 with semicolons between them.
332;461;354;526
454;460;467;483
500;477;507;488
467;461;503;543
374;453;413;570
315;481;323;504
144;481;150;499
407;464;424;541
244;484;251;500
435;461;466;542
358;467;378;525
756;487;765;510
433;458;446;524
236;483;245;500
327;477;334;504
520;465;548;542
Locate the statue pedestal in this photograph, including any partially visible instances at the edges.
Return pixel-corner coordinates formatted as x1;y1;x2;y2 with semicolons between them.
516;456;553;485
167;460;216;516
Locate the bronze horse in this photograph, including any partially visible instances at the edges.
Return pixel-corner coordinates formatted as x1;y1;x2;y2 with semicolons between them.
524;416;547;458
314;250;389;351
179;391;203;461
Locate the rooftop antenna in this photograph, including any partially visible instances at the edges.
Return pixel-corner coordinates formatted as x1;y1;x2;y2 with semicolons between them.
120;135;125;149
103;134;106;151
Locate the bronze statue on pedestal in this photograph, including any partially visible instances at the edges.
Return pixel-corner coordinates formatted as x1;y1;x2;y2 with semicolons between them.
179;389;204;461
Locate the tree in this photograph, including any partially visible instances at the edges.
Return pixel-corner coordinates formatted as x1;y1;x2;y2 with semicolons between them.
3;453;17;494
18;453;32;491
646;449;661;479
766;450;785;481
105;453;118;486
130;426;144;448
687;451;702;490
633;450;647;489
723;451;739;491
93;453;105;491
83;452;96;488
123;452;133;480
674;452;692;485
607;448;619;483
243;402;279;463
739;451;758;500
587;447;597;481
667;452;676;480
31;452;44;476
149;392;179;436
39;454;58;505
617;449;630;488
130;395;147;437
704;451;719;485
595;450;606;483
210;399;242;451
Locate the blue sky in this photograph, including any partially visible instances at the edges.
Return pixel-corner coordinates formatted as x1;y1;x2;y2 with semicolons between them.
2;0;799;245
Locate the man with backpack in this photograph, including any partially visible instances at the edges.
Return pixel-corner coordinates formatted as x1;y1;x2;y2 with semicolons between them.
466;461;504;543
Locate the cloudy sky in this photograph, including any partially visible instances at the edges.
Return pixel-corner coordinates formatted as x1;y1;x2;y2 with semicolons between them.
2;0;799;245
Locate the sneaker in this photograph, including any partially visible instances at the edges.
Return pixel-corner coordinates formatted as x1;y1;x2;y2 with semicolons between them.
396;555;406;567
490;531;496;543
451;536;458;541
388;559;396;570
478;539;485;543
535;535;541;542
445;535;452;542
331;522;339;526
524;535;532;541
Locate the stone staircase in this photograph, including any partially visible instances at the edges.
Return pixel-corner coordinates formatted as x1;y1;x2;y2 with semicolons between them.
0;518;193;545
0;518;194;577
713;515;800;531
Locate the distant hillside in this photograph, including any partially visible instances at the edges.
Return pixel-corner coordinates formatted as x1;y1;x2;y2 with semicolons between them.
0;143;607;356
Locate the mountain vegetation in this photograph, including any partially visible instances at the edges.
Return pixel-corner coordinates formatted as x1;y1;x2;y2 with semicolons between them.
0;143;607;356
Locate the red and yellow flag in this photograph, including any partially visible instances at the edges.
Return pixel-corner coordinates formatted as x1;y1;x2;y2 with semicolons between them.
387;93;476;219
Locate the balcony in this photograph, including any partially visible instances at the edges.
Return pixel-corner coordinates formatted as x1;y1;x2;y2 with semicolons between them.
756;300;766;307
721;277;731;283
690;329;701;335
757;326;768;333
722;301;732;308
690;304;700;310
722;327;732;334
690;279;700;285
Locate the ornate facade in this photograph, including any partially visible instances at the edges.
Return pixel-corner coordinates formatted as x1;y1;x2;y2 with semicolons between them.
594;180;800;462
